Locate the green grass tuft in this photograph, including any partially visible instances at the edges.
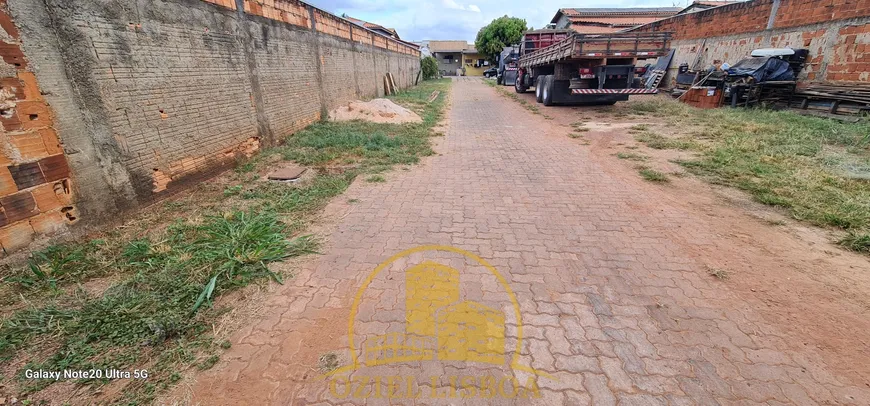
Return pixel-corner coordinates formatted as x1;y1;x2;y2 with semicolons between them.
839;232;870;252
616;152;648;161
638;167;670;182
635;132;695;150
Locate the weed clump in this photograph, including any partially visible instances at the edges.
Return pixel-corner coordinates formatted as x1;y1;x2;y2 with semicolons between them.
638;167;670;182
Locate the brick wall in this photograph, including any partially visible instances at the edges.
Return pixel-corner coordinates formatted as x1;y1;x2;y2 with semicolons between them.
1;0;420;255
827;23;870;82
634;1;773;39
631;0;870;85
0;1;75;254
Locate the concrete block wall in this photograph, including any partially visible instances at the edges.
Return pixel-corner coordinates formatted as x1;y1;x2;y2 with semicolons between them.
0;0;419;255
631;0;870;85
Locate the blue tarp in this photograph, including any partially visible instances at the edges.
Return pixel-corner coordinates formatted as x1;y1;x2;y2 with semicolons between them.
727;56;794;82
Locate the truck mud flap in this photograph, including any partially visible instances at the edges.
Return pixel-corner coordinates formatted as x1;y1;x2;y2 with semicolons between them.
570;89;659;94
503;70;518;86
550;80;630;105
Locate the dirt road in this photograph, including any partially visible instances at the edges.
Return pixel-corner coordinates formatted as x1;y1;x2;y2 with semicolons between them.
181;78;870;405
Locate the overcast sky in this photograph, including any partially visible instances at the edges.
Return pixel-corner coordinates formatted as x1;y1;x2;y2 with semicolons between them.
305;0;692;42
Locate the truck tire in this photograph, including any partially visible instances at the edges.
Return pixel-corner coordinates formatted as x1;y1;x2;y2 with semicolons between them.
542;75;554;106
535;76;544;103
515;73;528;93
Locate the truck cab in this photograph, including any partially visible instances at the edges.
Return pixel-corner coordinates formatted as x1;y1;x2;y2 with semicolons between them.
497;46;520;86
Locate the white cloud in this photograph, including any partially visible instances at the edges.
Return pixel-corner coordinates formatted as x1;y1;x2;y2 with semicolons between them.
442;0;480;12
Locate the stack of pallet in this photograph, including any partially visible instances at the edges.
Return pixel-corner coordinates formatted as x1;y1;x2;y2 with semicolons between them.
793;83;870;115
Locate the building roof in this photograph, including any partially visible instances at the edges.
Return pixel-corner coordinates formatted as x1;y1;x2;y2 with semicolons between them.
550;7;683;34
571;25;627;34
567;16;668;27
552;7;682;23
428;40;473;53
343;15;401;39
677;1;741;14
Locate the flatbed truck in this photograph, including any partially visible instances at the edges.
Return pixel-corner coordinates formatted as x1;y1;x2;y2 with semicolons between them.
514;30;672;105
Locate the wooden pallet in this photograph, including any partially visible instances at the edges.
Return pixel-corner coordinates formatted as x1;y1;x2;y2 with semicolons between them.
793;84;870;115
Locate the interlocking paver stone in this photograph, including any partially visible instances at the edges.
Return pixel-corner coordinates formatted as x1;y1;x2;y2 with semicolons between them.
186;78;870;405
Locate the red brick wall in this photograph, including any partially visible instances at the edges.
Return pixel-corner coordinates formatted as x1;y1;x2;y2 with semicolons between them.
635;0;870;39
633;0;773;39
827;23;870;82
201;0;420;55
775;0;870;29
0;1;75;254
633;0;870;84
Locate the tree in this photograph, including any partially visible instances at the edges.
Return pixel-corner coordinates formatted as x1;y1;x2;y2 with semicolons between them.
475;16;527;64
421;56;438;80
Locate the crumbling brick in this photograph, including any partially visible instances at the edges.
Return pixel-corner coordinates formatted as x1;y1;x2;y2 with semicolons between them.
0;77;25;100
38;154;70;182
152;169;171;193
9;131;49;159
14;100;51;131
0;190;38;223
0;41;26;69
39;128;62;155
31;180;71;212
0;166;16;195
17;71;42;101
29;210;66;235
8;161;44;189
0;0;76;255
0;220;34;254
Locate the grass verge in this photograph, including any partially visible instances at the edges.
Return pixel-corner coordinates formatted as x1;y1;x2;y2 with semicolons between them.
622;98;870;250
485;78;551;119
0;78;451;403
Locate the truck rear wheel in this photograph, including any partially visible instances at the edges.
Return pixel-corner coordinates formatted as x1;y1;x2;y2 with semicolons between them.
515;73;528;93
535;76;543;103
542;75;554;106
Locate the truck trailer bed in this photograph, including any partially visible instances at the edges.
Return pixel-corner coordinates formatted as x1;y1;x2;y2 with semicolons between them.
518;32;672;69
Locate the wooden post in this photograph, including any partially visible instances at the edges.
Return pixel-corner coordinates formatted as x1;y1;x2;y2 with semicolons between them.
388;72;397;94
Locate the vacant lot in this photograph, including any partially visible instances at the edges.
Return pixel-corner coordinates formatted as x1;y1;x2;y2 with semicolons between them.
623;99;870;251
0;79;450;404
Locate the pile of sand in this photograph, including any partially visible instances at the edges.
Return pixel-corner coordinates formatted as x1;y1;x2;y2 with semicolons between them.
329;98;422;124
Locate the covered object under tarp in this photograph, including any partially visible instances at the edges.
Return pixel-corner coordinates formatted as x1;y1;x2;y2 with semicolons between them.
727;56;794;82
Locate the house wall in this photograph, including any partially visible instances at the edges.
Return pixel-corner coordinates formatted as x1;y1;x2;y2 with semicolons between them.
434;52;462;75
462;52;487;76
0;0;419;254
631;0;870;85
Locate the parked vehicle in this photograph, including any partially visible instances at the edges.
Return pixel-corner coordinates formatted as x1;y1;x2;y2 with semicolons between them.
497;47;520;86
515;30;672;105
483;67;498;78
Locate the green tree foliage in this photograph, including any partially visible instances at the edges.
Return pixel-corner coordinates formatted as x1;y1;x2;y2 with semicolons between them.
475;16;527;63
421;56;439;80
